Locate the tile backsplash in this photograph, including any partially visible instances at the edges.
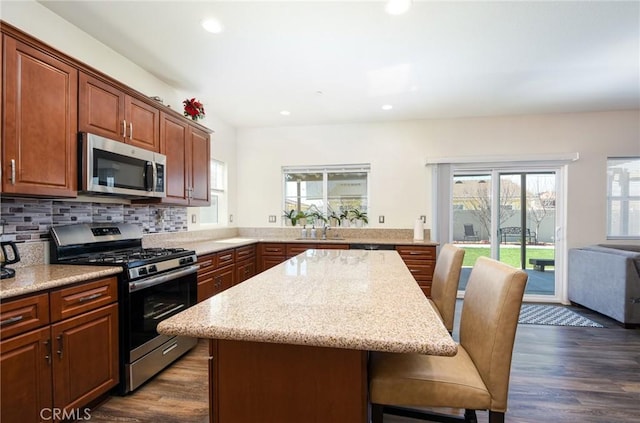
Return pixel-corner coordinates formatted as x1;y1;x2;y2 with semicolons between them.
0;196;187;242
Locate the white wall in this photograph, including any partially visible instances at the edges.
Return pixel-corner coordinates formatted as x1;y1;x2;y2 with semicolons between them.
1;0;238;225
237;110;640;248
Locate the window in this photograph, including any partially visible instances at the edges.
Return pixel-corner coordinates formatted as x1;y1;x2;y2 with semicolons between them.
201;159;226;225
607;157;640;239
283;164;369;223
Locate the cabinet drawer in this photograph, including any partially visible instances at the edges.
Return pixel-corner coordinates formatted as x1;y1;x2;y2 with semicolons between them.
260;243;285;255
197;253;217;274
405;263;435;280
286;243;316;258
315;243;349;250
217;249;235;267
396;245;436;260
50;277;118;322
235;244;256;261
0;293;50;339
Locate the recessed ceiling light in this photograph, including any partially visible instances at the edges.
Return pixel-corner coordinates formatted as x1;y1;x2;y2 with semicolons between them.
201;18;223;34
385;0;412;16
382;104;393;110
280;110;291;116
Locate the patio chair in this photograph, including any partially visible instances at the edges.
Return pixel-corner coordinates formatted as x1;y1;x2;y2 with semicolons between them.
463;224;479;242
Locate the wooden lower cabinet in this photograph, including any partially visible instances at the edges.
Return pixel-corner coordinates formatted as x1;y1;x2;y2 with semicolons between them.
0;277;119;423
197;251;238;302
0;327;53;423
51;303;119;412
396;245;437;297
258;243;286;272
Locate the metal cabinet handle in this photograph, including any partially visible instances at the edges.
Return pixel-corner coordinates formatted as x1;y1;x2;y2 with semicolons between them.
44;339;52;365
122;120;127;138
56;334;64;358
10;159;16;185
129;122;133;140
78;292;102;303
0;315;23;326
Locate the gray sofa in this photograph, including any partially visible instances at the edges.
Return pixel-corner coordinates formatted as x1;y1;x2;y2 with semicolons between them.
568;244;640;327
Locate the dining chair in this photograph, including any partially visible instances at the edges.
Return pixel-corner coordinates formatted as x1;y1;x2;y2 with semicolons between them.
370;256;528;423
430;244;465;333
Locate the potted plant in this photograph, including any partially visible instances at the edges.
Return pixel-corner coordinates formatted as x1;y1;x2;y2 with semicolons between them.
339;209;351;227
327;210;340;227
283;209;307;226
351;209;368;227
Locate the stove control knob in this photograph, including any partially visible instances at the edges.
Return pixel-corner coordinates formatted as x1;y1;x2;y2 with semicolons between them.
148;265;158;273
179;258;186;265
138;268;148;276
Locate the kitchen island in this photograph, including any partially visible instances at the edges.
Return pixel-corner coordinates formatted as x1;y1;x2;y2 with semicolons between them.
157;249;456;423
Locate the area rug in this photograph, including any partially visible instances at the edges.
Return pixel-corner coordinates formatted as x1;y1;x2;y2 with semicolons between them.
518;304;603;327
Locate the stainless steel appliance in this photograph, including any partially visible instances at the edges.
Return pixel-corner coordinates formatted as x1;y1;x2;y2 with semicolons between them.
79;132;166;198
0;241;20;279
50;223;198;394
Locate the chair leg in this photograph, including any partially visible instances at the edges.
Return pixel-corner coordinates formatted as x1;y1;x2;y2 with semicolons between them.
464;409;478;423
488;411;505;423
371;403;384;423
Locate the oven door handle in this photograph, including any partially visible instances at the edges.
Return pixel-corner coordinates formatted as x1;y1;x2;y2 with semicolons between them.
129;264;200;293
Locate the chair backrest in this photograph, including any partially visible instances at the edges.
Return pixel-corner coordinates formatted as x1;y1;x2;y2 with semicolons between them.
430;244;465;332
459;256;528;412
464;224;475;236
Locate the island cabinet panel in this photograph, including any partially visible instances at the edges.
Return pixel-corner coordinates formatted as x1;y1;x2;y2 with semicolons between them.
2;35;78;197
0;276;119;423
257;243;286;272
396;245;437;297
79;72;160;152
210;339;368;423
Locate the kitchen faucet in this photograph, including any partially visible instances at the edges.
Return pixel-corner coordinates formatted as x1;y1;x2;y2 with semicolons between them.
322;224;330;240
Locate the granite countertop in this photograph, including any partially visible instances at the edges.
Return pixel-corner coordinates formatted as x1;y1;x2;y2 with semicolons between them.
157;249;457;356
178;236;438;257
0;265;122;300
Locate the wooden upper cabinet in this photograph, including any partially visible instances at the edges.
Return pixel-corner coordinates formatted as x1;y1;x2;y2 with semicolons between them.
2;35;78;197
188;126;211;206
79;72;159;152
160;112;189;204
159;112;210;206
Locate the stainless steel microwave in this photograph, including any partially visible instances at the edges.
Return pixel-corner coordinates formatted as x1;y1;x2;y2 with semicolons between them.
79;133;166;198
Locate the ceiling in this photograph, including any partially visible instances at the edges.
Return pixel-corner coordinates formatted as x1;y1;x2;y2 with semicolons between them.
39;1;640;128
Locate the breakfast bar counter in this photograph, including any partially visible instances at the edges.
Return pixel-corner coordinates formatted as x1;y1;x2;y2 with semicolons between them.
157;249;456;422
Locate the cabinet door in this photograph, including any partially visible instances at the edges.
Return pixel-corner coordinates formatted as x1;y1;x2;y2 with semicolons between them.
3;36;77;197
236;259;257;284
126;96;159;152
0;327;52;423
213;264;235;294
159;112;189;204
188;126;211;206
51;303;118;412
78;72;125;140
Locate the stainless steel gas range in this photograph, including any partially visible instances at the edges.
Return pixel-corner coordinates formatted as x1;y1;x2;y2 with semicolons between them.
50;223;199;394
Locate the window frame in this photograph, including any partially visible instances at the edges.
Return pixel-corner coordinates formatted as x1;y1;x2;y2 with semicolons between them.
282;164;371;224
607;156;640;239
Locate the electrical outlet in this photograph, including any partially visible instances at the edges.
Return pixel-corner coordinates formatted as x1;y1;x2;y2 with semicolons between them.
378;215;385;224
420;215;426;223
268;215;277;223
191;214;197;224
229;214;234;223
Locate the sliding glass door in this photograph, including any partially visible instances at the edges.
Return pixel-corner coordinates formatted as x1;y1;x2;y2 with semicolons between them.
452;170;558;298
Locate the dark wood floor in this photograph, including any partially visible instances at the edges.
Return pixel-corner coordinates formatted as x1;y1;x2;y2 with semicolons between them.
89;303;640;423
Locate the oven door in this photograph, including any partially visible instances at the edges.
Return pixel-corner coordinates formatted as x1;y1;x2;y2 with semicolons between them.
126;265;198;362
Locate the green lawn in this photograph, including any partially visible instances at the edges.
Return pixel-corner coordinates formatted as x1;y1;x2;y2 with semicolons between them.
460;246;555;269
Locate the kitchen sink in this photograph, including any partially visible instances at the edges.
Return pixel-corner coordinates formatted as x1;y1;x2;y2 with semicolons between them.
295;237;346;241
